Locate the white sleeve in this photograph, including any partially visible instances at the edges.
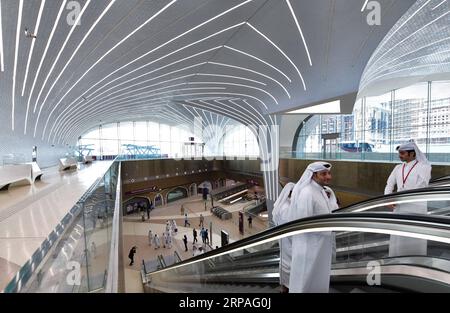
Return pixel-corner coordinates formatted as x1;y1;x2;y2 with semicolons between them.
415;165;431;188
384;167;398;195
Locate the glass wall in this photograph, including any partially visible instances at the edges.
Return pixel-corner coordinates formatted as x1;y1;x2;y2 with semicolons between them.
221;124;259;157
79;121;260;159
79;122;197;159
295;81;450;163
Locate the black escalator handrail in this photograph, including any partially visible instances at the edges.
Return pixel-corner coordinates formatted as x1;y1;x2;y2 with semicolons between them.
334;186;450;213
146;213;450;276
430;175;450;183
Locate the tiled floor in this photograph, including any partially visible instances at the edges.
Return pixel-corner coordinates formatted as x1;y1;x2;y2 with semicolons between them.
122;194;268;292
0;161;113;292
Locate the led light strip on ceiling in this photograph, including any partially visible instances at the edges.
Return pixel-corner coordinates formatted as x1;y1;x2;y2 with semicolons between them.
42;0;256;140
27;0;116;134
23;0;46;134
38;0;178;139
11;0;24;130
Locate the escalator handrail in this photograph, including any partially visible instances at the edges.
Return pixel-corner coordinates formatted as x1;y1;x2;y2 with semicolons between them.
146;213;450;276
430;175;450;183
334;186;450;213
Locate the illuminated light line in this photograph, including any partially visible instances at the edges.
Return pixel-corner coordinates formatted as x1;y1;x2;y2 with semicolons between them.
33;0;92;137
81;46;220;109
45;0;254;139
0;0;4;72
285;0;312;66
363;48;450;84
361;0;369;12
188;81;278;104
179;105;214;140
60;91;261;143
54;81;268;141
22;0;46;96
60;65;270;138
34;0;91;109
197;108;215;140
31;0;116;135
367;0;433;67
12;0;24;131
61;103;169;143
197;72;267;85
23;0;46;134
163;105;196;126
246;22;306;90
46;21;247;140
39;0;177;140
56;88;227;141
185;100;255;127
71;61;205;114
361;36;450;84
223;45;292;82
208;61;290;98
49;60;208;140
369;10;450;69
62;83;218;129
216;99;265;127
28;0;67;116
432;0;447;10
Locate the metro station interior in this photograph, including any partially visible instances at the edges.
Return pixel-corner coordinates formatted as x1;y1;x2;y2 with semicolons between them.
0;0;450;294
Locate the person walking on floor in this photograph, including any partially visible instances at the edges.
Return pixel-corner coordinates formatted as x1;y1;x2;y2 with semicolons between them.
128;246;137;266
204;229;209;245
184;213;191;227
193;228;198;244
199;214;204;227
183;235;188;252
248;215;253;228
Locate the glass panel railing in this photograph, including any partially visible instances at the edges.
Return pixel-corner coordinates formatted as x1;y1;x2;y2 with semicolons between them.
9;161;121;293
143;213;450;293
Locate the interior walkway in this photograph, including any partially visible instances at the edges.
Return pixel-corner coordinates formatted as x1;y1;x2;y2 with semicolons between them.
0;161;113;291
122;193;268;292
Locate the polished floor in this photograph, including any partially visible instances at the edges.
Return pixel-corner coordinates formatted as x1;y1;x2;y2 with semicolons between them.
122;192;268;292
0;161;113;291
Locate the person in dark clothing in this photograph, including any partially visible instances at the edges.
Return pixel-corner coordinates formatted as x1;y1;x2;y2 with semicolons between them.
183;235;188;252
204;229;209;244
128;246;137;266
248;215;253;228
193;228;198;243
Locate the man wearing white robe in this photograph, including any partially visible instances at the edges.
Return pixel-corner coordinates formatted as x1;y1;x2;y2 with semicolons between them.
385;140;432;257
288;162;339;293
272;182;296;293
148;229;153;246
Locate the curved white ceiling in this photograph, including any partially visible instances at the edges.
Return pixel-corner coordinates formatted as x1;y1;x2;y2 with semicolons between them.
0;0;415;145
358;0;450;97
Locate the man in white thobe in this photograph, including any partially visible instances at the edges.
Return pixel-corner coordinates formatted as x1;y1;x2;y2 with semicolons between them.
385;140;432;257
272;182;296;293
288;162;339;293
153;234;161;249
148;230;153;246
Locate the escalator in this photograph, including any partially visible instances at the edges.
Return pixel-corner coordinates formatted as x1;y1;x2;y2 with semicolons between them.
143;185;450;293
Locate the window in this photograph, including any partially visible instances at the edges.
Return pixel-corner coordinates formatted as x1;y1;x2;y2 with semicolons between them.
295;81;450;164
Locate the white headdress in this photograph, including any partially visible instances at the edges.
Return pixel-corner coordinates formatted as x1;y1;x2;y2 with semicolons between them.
396;139;429;165
272;182;295;225
291;161;332;199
